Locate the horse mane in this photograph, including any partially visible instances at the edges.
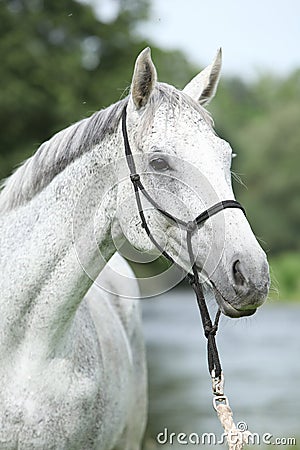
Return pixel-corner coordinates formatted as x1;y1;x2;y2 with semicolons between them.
0;83;212;214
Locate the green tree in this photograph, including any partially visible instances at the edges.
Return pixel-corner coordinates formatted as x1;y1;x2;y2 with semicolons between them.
0;0;196;179
234;99;300;253
0;0;144;177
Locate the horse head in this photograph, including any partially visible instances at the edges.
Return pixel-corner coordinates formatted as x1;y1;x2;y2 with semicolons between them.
115;48;270;318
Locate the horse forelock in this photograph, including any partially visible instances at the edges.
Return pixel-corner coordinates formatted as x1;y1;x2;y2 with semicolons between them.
142;83;212;128
0;83;213;214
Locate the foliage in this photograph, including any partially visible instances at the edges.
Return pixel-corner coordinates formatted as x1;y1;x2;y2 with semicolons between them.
0;0;196;179
269;252;300;301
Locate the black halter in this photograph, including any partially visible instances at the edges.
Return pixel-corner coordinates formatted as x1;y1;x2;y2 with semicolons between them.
121;105;245;381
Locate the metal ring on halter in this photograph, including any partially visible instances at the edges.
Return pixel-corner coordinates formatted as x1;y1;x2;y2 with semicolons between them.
121;105;246;380
213;396;229;411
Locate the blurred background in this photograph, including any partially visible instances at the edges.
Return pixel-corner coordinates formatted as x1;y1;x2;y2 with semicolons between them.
0;0;299;448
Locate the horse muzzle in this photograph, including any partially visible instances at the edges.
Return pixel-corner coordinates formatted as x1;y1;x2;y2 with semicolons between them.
210;256;270;319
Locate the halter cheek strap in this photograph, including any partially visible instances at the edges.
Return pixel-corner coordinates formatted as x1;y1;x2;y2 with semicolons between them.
121;105;245;381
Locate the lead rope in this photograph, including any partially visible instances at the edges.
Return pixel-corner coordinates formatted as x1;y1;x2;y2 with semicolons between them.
186;229;252;450
121;106;252;449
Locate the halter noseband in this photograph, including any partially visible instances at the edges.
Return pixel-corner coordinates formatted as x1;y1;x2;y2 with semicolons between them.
121;105;245;381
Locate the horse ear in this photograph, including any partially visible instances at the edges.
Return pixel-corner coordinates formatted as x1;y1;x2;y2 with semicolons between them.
183;49;222;106
130;47;157;109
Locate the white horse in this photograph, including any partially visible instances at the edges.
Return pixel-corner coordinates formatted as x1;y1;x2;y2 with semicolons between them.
0;48;269;449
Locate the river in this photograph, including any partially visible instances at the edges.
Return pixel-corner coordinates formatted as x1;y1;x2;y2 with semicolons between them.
142;288;300;448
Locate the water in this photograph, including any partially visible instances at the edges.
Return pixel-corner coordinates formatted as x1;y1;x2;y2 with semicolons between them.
142;288;300;448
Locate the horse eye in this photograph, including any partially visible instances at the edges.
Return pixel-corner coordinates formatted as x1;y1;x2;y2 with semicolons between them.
149;157;169;171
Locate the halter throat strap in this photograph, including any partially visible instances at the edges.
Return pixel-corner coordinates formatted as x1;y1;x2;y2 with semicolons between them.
121;105;245;379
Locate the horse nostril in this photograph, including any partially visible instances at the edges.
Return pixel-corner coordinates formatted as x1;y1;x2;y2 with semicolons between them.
232;260;247;287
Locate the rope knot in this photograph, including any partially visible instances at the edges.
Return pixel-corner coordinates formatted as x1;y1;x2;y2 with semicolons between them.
204;323;218;338
186;220;197;232
130;173;140;183
187;274;196;286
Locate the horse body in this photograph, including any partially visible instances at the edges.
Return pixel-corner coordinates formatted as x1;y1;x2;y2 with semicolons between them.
0;47;269;448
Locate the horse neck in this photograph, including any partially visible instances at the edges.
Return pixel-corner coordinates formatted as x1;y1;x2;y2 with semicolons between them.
0;132;122;357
